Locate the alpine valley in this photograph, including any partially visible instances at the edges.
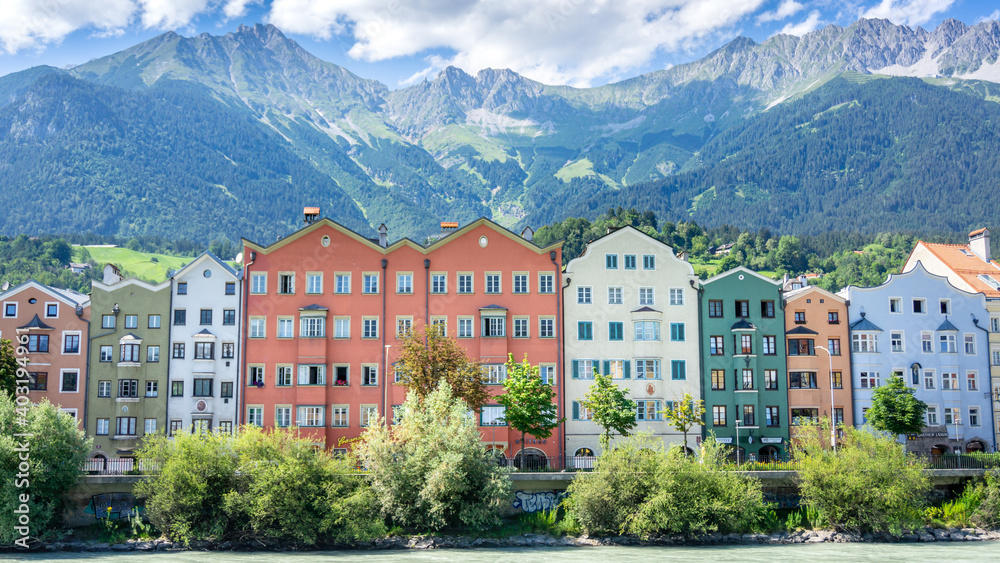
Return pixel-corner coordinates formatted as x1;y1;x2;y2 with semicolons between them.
2;17;1000;243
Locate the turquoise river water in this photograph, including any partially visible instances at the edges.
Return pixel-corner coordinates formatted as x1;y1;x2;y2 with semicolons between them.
5;543;999;563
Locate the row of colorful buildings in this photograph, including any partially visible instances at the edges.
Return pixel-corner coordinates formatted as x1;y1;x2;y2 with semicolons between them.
6;212;1000;466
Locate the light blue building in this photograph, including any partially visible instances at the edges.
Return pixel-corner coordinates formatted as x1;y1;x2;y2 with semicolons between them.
840;262;995;455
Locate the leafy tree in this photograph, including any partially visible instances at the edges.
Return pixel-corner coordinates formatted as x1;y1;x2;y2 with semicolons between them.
496;354;563;466
867;375;928;437
582;371;637;450
394;325;488;410
0;339;18;399
0;396;91;544
662;393;705;453
357;381;512;531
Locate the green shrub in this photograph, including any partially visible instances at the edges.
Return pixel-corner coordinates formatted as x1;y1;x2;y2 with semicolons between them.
971;469;1000;529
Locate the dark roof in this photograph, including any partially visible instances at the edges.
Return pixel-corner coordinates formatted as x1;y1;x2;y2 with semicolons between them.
120;332;143;340
300;304;329;311
936;317;959;332
850;314;883;332
631;306;661;313
18;314;53;330
731;319;757;330
193;329;216;337
786;326;819;335
480;304;507;310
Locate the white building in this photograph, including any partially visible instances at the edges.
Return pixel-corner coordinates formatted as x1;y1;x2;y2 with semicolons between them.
563;226;701;457
168;252;242;436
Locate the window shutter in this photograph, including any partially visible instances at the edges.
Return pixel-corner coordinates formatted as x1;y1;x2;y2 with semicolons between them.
603;360;610;376
298;365;308;385
572;360;579;379
572;401;579;420
623;361;631;379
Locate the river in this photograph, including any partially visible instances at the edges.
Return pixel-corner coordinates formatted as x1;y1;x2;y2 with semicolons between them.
6;543;998;562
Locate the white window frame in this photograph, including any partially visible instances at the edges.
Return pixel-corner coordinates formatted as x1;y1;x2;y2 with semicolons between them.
577;286;592;304
250;273;267;294
334;317;350;339
306;272;323;294
335;273;351;294
668;288;684;306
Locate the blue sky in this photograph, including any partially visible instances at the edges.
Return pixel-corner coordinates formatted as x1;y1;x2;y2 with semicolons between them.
1;0;997;89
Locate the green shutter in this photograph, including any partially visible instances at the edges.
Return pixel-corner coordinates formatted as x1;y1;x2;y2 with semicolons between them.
603;360;610;376
572;360;579;379
572;401;580;420
623;360;631;379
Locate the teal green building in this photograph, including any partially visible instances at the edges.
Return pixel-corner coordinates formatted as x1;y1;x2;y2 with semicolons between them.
700;267;789;460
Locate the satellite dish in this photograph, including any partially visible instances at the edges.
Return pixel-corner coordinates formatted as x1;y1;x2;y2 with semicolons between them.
235;252;244;263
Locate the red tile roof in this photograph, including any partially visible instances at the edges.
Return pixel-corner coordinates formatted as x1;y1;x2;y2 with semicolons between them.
917;241;1000;297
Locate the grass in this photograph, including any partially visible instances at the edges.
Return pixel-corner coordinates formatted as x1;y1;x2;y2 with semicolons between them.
75;246;199;283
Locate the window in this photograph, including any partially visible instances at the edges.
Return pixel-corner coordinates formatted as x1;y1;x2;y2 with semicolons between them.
177;282;187;295
173;309;186;326
791;409;819;425
670;322;685;342
118;379;138;398
360;406;378;427
485;274;501;294
994;350;1000;366
794;311;806;324
481;405;507;426
363;318;379;339
970;407;981;427
636;400;661;421
458;274;473;294
147;346;159;362
200;309;212;325
220;342;233;359
605;254;618;269
577;286;592;304
762;335;776;355
742;405;755;426
279;273;294;294
96;419;109;435
741;369;754;390
831;371;842;389
635;359;660;380
171;381;183;397
788;338;814;356
148;314;161;328
739;334;753;355
577;321;593;341
942;372;958;390
761;301;775;318
306;273;322;294
193;379;212;397
608;321;623;341
889;297;901;313
764;369;779;390
967;371;978;391
60;371;78;392
828;311;839;324
395;316;412;337
396;273;413;294
539;365;555;385
482;316;506;337
100;345;113;362
124;315;138;329
538;273;554;294
191;419;210;435
766;406;780;427
634;321;660;341
431;273;447;294
247;407;263;427
939;299;951;315
604;360;624;379
574;359;594;380
709;300;723;318
172;343;185;359
458;317;473;338
670;360;686;380
827;338;841;356
102;314;115;329
296;406;325;427
26;334;49;353
624;255;636;270
669;288;684;306
221;382;233;398
711;369;726;390
335;274;351;294
483;364;506;384
116;417;137;436
964;334;976;355
120;343;140;363
912;299;925;314
833;408;844;425
735;300;750;318
539;317;555;338
225;282;236;295
248;366;264;386
643;255;655;270
860;371;879;389
944;407;959;426
921;332;933;353
363;274;379;294
276;365;293;386
712;406;727;426
789;371;818;389
922;369;935;389
361;365;378;385
852;333;877;353
939;333;956;353
2;303;16;317
710;335;724;355
194;342;214;360
608;286;622;304
513;317;529;338
298;365;326;385
63;334;80;354
98;380;111;397
330;407;347;427
302;316;325;338
639;287;654;306
250;273;266;294
992;317;1000;333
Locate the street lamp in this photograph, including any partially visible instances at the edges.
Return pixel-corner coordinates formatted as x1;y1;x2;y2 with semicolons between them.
815;345;837;453
734;418;741;465
952;411;962;454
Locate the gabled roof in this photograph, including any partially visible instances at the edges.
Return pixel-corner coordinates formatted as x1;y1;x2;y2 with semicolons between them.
192;329;216;338
908;241;1000;297
18;314;53;330
784;284;846;304
480;304;507;310
850;314;883;332
631;306;661;313
119;332;143;341
172;251;240;281
786;326;818;335
703;265;781;287
0;279;91;308
843;261;986;304
936;317;959;332
91;277;170;294
731;319;757;331
564;225;695;279
300;304;328;311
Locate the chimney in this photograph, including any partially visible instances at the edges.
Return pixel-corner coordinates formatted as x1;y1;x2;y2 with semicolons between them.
520;226;534;241
969;228;991;262
303;207;320;224
378;223;388;248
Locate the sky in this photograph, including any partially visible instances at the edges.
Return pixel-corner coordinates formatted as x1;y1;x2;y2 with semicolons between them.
0;0;998;89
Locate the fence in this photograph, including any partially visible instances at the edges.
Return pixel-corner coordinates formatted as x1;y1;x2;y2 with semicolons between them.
83;458;159;475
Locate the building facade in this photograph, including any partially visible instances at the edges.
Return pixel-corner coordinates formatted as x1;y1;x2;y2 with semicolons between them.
167;252;242;437
700;267;789;460
241;215;563;464
0;280;90;425
86;275;171;461
783;285;853;444
563;226;700;456
904;228;1000;450
840;262;995;454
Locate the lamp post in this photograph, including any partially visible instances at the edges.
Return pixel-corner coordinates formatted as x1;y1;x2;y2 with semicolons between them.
734;418;741;465
815;345;837;453
953;411;962;454
384;344;391;426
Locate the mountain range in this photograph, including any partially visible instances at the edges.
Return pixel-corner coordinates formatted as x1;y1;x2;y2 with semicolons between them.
2;17;1000;243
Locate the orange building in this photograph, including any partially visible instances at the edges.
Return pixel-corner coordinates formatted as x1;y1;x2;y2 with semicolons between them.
0;280;90;426
783;285;853;444
241;214;564;464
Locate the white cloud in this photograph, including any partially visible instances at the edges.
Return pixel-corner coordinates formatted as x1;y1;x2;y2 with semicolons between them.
0;0;135;54
223;0;262;20
137;0;213;29
400;54;451;86
757;0;805;23
979;9;1000;23
266;0;769;87
860;0;954;26
780;9;823;35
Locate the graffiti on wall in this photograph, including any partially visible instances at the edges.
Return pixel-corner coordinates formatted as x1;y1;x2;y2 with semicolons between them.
512;490;567;513
86;493;142;520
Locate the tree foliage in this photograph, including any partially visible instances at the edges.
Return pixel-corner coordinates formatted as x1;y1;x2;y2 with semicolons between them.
0;339;18;399
662;393;705;453
867;375;928;437
356;381;512;531
394;325;488;410
582;371;637;450
496;354;563;463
